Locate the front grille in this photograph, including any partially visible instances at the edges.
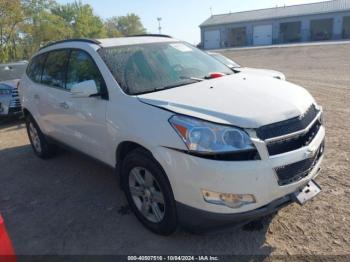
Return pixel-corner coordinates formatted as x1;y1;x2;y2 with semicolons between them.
256;104;320;140
11;88;19;97
10;88;21;108
275;141;325;186
267;119;322;156
9;98;21;108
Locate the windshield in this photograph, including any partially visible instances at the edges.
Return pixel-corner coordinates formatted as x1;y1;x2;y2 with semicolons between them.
98;42;233;95
210;53;241;68
0;62;27;82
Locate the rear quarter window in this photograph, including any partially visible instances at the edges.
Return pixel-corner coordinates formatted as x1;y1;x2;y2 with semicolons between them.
26;54;47;83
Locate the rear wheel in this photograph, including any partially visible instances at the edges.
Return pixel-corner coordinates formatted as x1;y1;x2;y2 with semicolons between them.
26;115;56;159
122;148;178;235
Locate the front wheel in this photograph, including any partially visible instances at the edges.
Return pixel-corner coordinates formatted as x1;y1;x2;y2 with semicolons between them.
122;148;178;235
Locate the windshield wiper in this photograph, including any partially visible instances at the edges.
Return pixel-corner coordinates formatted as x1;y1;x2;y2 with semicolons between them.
134;79;202;95
179;76;205;82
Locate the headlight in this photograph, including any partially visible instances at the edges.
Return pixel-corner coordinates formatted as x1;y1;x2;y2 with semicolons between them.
169;115;255;154
0;89;11;95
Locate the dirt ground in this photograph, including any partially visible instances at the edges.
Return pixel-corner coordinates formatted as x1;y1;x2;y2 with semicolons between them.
0;43;349;257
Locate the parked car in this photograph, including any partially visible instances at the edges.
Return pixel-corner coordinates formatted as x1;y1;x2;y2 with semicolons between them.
0;61;27;118
207;52;286;80
19;36;325;235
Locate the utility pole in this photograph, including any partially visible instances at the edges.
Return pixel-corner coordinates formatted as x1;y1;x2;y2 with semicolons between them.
157;17;162;34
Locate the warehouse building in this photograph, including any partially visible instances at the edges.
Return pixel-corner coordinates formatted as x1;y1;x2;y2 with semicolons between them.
200;0;350;49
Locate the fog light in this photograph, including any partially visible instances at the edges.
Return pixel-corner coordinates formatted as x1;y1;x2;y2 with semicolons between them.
202;189;256;209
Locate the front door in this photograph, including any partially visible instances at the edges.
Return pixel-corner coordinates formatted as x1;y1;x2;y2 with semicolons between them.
61;49;109;162
41;49;109;163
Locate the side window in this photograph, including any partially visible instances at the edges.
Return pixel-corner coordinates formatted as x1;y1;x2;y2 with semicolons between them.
26;54;46;83
42;50;69;89
66;50;105;92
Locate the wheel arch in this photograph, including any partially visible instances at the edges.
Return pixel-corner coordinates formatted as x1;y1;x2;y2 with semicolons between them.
22;107;31;118
115;141;171;191
116;141;151;167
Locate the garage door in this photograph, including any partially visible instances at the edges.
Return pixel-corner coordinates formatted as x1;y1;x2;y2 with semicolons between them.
343;16;350;39
310;18;333;41
204;30;220;49
253;25;273;46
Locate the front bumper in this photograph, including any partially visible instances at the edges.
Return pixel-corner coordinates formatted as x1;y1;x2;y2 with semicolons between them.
176;193;293;232
152;125;325;215
0;98;22;116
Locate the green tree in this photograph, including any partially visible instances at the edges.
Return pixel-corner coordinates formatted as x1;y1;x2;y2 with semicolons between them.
0;0;147;63
21;0;56;15
52;1;106;38
24;11;73;54
19;0;72;58
104;18;122;38
106;13;146;36
0;0;24;62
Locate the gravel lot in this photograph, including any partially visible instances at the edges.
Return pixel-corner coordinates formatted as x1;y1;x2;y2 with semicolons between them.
1;43;349;257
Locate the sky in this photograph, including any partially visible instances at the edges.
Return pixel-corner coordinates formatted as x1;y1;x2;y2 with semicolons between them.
57;0;329;44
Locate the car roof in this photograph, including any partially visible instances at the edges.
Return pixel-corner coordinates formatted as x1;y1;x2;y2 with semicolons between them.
38;35;179;53
98;36;179;48
0;80;17;88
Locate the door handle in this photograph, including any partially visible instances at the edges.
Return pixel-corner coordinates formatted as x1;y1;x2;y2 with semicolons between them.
34;94;40;100
59;102;69;109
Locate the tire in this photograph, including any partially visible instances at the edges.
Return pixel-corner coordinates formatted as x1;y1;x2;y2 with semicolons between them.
26;115;56;159
121;148;178;235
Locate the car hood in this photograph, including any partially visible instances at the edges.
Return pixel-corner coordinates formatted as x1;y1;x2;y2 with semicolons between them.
137;74;315;128
0;79;18;89
235;67;286;80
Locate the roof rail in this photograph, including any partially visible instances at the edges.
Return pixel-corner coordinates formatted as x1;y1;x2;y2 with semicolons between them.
39;38;101;51
127;34;173;38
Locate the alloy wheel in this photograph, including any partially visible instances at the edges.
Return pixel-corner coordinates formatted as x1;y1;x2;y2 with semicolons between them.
128;167;165;223
28;122;42;153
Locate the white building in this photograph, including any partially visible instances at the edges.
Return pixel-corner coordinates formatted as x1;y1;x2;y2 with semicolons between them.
200;0;350;49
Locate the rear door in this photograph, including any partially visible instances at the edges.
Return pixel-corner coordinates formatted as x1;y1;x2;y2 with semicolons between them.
24;53;49;130
39;49;71;139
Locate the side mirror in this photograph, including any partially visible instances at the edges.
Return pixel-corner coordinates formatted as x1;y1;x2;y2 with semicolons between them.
70;80;99;98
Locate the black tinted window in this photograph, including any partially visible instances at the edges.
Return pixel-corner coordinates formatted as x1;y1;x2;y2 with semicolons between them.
66;50;104;91
27;55;46;83
42;50;69;89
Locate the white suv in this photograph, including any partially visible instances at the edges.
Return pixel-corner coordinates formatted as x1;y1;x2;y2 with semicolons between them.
19;36;325;235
